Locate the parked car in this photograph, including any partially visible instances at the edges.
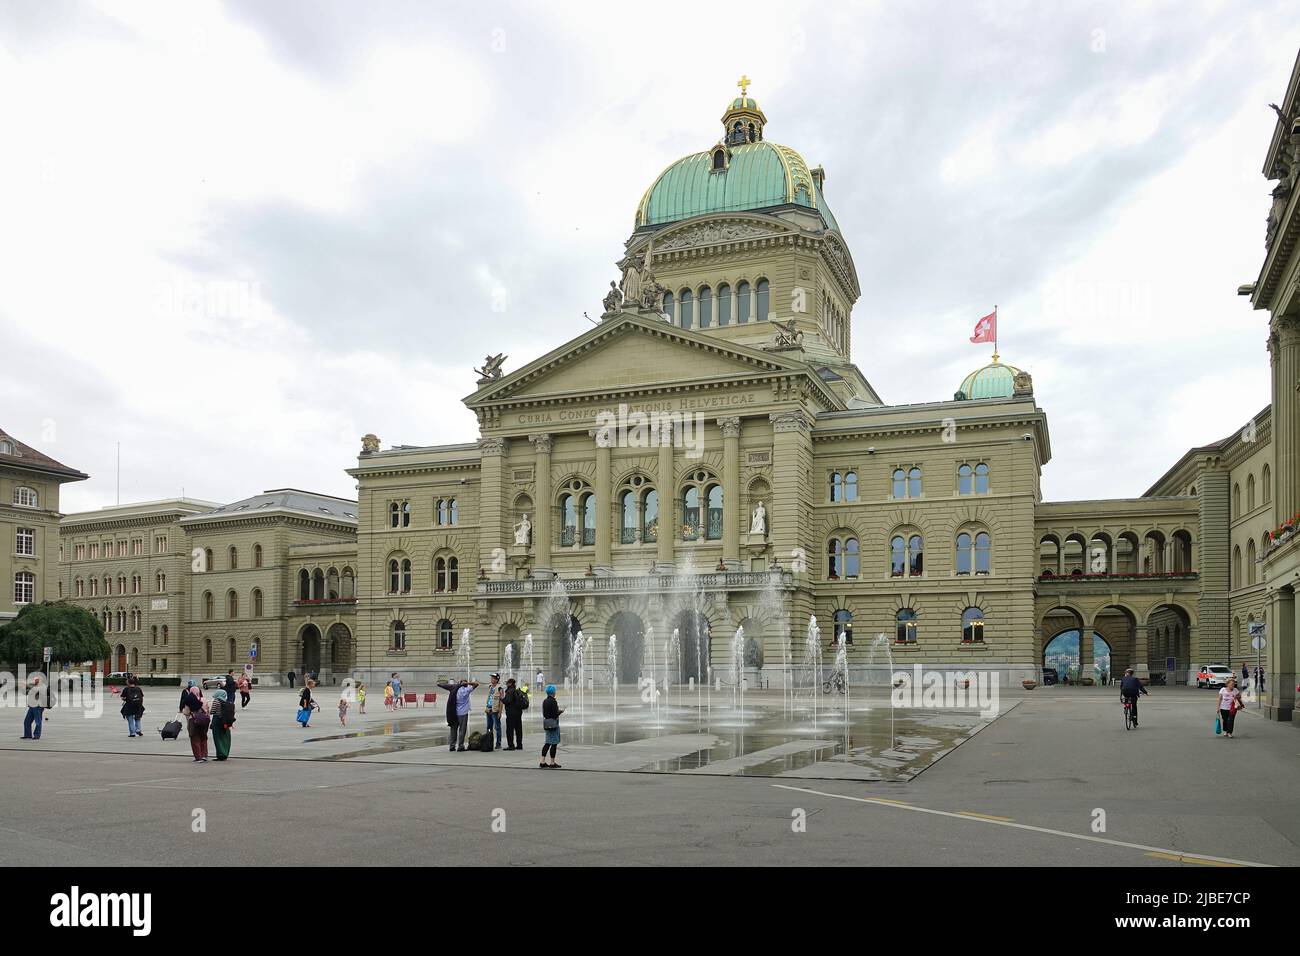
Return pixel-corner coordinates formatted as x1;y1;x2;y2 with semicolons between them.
1195;664;1233;689
105;671;133;685
1041;667;1059;685
201;674;228;690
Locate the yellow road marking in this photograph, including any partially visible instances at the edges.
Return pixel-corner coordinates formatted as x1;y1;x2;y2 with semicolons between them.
957;810;1014;822
1146;852;1239;867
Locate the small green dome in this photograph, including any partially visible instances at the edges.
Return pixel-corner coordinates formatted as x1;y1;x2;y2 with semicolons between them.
730;96;760;111
635;141;837;229
957;360;1022;400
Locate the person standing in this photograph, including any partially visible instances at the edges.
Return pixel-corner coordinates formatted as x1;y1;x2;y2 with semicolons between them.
21;674;48;740
287;669;296;689
338;690;349;726
1242;663;1250;688
211;689;236;761
502;677;528;750
1218;677;1244;739
535;669;545;694
454;679;479;751
237;672;251;708
484;673;504;750
1257;667;1266;693
437;678;460;751
181;680;210;762
298;680;315;728
223;670;238;705
357;683;367;714
120;675;145;738
391;672;403;707
539;684;563;769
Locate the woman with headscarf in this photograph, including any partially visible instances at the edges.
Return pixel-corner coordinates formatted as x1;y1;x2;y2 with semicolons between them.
180;680;210;762
210;689;236;760
539;684;564;769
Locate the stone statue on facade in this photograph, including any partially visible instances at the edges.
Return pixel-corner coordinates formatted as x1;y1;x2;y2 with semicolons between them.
514;514;532;546
771;318;804;349
475;353;507;384
619;252;646;305
750;500;767;535
640;274;667;314
602;280;624;315
361;433;380;454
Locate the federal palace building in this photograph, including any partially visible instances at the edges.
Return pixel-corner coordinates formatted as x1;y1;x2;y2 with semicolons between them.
6;58;1300;723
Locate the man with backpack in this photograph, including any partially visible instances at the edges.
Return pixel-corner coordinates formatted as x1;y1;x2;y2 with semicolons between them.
502;677;529;750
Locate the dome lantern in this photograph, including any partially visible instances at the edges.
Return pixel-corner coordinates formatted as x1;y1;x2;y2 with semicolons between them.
722;74;766;145
956;357;1026;401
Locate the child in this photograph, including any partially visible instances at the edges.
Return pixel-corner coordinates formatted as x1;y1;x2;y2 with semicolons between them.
357;683;367;714
384;680;394;711
339;692;349;726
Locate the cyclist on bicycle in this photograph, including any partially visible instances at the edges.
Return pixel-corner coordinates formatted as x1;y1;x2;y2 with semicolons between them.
1119;668;1148;726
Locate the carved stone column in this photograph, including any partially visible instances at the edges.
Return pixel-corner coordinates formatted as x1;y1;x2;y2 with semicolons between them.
477;437;507;578
769;409;814;571
657;420;675;569
591;428;612;569
1133;623;1149;681
719;416;741;567
1273;319;1300;522
530;434;553;572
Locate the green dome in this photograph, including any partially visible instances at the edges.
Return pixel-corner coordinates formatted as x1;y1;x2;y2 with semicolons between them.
957;360;1022;400
635;141;837;229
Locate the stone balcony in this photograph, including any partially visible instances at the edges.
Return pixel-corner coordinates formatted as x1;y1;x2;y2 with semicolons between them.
477;570;795;598
1035;571;1198;593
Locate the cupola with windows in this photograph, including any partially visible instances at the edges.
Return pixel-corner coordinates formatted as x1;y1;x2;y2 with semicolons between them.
955;355;1026;401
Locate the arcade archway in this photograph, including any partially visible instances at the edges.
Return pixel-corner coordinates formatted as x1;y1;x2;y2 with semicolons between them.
606;611;645;684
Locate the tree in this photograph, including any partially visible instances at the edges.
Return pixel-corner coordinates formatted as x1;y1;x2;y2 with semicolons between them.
0;602;110;671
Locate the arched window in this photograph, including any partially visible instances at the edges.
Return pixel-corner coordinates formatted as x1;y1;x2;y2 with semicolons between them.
327;567;339;600
844;471;857;501
974;463;990;494
202;591;213;620
643;489;659;543
401;558;412;594
438;619;454;650
679;288;694;329
389;502;400;528
298;568;310;600
151;625;158;646
896;609;918;644
402;500;411;527
312;568;324;599
908;467;922;498
663;290;675;322
892;469;906;499
1247;474;1256;512
157;571;166;593
253;589;263;618
956;533;973;575
833;609;853;644
908;535;924;575
683;487;700;540
560;493;577;547
705;484;723;539
828;538;842;577
698;286;713;328
736;281;751;324
844;537;860;577
435;557;447;592
713;148;725;170
204;638;212;664
449;498;458;524
391;620;406;651
388;559;400;594
717;284;731;326
254;543;263;568
755;278;769;322
620;490;637;544
962;607;985;644
204;548;213;572
1232;546;1242;588
1232;484;1240;517
227;590;238;618
1247;540;1256;586
162;625;168;646
975;531;990;574
342;568;355;599
228;637;237;663
581;493;596;546
830;472;843;502
12;486;38;507
890;536;906;577
228;546;238;569
438;498;448;526
449;557;459;592
1263;465;1272;504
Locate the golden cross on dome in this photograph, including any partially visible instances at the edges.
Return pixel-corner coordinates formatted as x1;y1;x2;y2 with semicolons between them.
737;74;751;98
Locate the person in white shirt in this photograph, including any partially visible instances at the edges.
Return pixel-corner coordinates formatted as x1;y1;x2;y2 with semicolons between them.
1217;678;1243;738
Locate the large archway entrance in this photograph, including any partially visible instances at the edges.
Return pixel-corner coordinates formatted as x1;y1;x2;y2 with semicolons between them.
326;622;352;679
1043;629;1112;683
671;610;711;683
606;611;645;684
1146;603;1194;684
301;624;321;677
549;613;581;677
115;644;126;672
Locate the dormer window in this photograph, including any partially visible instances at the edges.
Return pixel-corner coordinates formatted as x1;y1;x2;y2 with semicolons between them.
0;439;14;455
712;148;727;171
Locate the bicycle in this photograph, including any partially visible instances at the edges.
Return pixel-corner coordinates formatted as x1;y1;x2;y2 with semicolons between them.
1122;695;1136;730
822;671;846;695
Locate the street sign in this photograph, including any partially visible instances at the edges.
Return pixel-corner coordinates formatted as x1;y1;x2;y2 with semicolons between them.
42;646;52;662
243;663;254;673
1248;621;1266;637
1252;635;1266;651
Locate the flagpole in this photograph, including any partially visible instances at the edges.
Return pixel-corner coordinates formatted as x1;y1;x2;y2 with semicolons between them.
992;305;999;363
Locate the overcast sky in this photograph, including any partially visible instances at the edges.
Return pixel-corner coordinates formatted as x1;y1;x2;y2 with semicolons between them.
2;0;1297;513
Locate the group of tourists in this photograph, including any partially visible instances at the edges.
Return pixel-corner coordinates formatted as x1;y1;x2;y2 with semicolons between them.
177;676;238;762
436;672;564;767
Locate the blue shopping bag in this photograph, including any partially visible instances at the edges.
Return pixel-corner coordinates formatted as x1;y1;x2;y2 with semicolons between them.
1214;715;1221;735
296;707;311;725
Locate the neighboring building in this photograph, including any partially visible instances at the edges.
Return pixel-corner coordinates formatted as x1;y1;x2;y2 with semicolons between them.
0;427;87;623
178;489;357;684
60;498;220;673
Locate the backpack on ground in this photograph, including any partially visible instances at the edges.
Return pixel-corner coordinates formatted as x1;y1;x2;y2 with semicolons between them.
479;730;495;752
467;730;482;749
159;719;183;740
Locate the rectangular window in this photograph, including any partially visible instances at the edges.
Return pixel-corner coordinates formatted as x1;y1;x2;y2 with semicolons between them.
132;538;143;555
16;528;35;555
90;543;99;559
155;535;168;553
75;544;85;560
14;573;34;605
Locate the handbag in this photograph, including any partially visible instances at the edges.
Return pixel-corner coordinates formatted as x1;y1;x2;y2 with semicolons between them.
296;707;311;724
1214;715;1221;735
543;717;559;730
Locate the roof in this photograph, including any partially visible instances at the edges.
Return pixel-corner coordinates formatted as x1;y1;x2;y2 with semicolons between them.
635;141;837;229
957;360;1023;400
0;427;88;482
180;488;357;525
61;498;221;527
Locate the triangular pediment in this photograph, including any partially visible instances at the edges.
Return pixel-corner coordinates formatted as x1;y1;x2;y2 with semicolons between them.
465;312;813;407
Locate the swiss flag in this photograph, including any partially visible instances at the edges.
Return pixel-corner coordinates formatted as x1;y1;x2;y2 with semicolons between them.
970;309;996;344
